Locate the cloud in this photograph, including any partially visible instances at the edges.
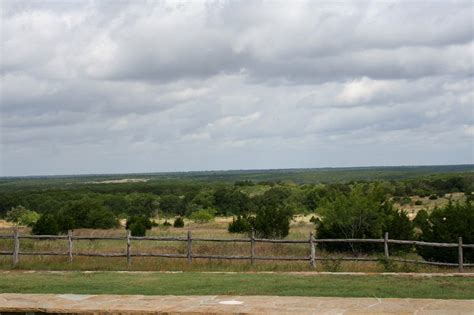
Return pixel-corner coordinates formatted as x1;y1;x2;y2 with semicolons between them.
1;0;473;176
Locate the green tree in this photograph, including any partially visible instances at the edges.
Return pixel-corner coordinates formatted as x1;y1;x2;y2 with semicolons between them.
6;206;40;227
316;185;413;253
126;215;152;230
32;214;60;235
127;193;159;217
417;201;474;263
228;215;253;234
213;188;253;216
129;221;147;236
248;187;294;238
159;195;185;216
189;208;215;223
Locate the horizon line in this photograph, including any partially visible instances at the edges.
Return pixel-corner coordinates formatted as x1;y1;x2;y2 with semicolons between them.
1;163;473;179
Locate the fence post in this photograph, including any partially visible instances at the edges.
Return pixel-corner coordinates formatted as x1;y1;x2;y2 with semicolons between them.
67;230;73;262
458;237;463;273
309;232;316;268
187;230;192;264
250;230;255;266
126;230;131;267
12;227;19;266
384;232;389;259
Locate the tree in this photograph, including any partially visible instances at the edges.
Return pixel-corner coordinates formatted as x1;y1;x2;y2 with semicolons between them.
127;193;159;217
213;188;253;216
316;185;413;253
189;208;215;223
413;209;430;233
253;204;292;238
159;195;185;216
126;215;152;230
6;206;40;227
228;215;253;234
129;221;147;236
60;198;118;230
126;216;152;236
87;208;119;229
250;187;294;238
32;214;60;235
417;201;474;263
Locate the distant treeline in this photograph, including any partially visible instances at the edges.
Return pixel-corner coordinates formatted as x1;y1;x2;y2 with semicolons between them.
0;172;472;219
1;164;472;188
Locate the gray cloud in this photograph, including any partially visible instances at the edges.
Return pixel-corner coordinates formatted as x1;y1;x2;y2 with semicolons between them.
1;0;473;176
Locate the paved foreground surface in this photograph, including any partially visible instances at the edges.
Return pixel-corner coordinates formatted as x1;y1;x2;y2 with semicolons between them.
0;294;473;314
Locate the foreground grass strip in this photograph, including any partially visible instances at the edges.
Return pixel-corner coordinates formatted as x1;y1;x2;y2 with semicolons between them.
0;271;473;299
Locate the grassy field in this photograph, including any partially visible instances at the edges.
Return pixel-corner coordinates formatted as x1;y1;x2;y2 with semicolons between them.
1;271;473;299
1;218;472;273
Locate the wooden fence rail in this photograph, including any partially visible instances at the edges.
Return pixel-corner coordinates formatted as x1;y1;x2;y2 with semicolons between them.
0;228;472;272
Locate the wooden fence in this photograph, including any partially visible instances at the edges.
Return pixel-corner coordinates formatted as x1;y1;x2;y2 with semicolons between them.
0;229;473;272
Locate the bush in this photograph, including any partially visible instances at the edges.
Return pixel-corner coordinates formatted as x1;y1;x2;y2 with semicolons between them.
163;220;172;227
86;208;119;229
253;205;292;239
173;217;184;228
414;200;423;205
316;185;414;253
126;216;152;236
32;214;60;235
59;198;118;230
189;208;215;223
129;221;147;236
429;194;438;200
413;209;430;232
6;206;40;227
228;215;253;234
417;201;473;263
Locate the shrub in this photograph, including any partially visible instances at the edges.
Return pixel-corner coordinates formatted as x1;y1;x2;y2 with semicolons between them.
126;216;152;236
59;198;118;230
417;201;473;263
316;185;413;253
189;208;215;223
163;220;172;227
129;221;147;236
173;217;185;228
86;208;119;229
414;200;423;205
214;188;253;216
253;205;292;239
32;214;60;235
429;194;438;200
413;209;430;232
228;215;253;234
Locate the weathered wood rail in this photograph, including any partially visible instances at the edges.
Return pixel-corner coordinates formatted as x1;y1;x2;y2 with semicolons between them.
0;229;472;271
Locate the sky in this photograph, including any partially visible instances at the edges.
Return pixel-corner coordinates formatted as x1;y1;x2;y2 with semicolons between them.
1;0;473;176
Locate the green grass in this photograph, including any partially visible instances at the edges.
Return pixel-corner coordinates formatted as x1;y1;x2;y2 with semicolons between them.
1;271;473;299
